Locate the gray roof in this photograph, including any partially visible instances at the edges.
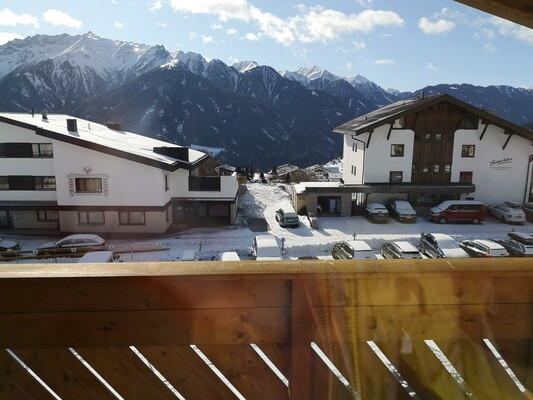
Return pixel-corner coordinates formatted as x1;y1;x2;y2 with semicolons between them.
332;93;533;142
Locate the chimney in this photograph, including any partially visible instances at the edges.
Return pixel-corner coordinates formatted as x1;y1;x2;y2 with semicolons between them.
107;122;123;130
41;109;48;120
67;118;78;132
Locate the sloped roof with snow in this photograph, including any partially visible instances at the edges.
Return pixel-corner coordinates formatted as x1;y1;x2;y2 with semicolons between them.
0;112;207;171
332;93;533;142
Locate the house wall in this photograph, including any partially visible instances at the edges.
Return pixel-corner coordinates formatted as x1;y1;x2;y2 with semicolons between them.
342;135;365;184
11;211;59;230
452;125;533;204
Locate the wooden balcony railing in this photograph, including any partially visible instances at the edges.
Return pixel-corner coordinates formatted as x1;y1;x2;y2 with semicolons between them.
1;258;532;399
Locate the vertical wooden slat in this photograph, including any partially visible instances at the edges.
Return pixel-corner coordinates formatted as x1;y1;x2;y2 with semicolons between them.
135;345;237;399
0;350;56;400
289;279;314;400
13;348;117;399
75;347;176;399
201;344;290;400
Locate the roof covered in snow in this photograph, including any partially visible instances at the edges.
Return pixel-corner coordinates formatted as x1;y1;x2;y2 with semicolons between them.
0;112;208;171
332;93;533;142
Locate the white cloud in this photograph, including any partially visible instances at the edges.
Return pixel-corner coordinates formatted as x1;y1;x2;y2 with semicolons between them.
211;22;223;30
245;32;259;41
43;10;82;28
0;31;23;45
201;34;214;44
355;0;373;8
114;21;124;28
169;1;404;46
372;59;394;65
0;8;39;28
427;62;439;71
345;62;353;71
353;41;366;51
418;17;455;34
157;22;167;28
226;28;238;36
150;0;163;12
111;0;119;4
489;17;533;45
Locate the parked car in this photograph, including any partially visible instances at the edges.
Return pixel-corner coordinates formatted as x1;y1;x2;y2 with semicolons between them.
275;208;299;228
522;202;533;222
380;241;425;259
419;233;469;259
212;251;241;261
458;239;509;258
332;240;376;260
251;234;282;260
428;200;485;224
488;202;526;224
78;251;119;263
497;238;533;257
0;238;21;252
386;200;417;223
507;231;533;245
363;203;389;223
37;234;106;255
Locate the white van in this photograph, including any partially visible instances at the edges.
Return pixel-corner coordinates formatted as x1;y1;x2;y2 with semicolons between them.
77;251;119;263
251;235;282;260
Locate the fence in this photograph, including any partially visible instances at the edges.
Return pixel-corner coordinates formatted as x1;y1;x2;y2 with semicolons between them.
0;258;532;399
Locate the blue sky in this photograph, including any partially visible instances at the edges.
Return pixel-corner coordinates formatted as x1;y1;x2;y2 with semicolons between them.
0;0;532;91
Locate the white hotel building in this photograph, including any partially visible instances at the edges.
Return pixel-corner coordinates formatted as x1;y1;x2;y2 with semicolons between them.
0;112;239;233
294;94;533;216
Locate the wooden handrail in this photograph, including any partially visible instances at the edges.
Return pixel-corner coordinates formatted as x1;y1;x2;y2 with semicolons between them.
1;258;532;399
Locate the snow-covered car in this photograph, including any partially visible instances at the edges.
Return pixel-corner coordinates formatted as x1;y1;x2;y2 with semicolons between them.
363;203;390;223
386;200;417;223
497;239;533;257
380;241;425;259
332;240;376;260
507;231;533;245
419;233;469;259
0;238;21;255
458;239;509;258
488;202;526;224
523;202;533;222
37;234;106;255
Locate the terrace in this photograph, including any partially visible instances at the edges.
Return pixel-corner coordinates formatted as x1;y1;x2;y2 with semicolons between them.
1;258;532;399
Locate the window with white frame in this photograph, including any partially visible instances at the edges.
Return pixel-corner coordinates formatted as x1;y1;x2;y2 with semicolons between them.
37;210;59;221
68;173;109;196
461;145;475;157
390;144;404;157
79;211;105;225
34;176;56;190
119;211;146;225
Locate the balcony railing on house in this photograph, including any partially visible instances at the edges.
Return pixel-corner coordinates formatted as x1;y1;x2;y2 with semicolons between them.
188;174;239;198
1;258;532;399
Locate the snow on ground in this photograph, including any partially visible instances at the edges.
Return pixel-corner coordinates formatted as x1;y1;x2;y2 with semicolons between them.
2;182;533;264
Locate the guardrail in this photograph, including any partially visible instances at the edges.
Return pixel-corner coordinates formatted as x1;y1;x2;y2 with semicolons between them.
0;258;532;399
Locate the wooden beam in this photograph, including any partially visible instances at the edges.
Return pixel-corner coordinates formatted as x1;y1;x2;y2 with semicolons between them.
479;123;489;141
386;123;393;141
454;0;533;29
503;133;513;150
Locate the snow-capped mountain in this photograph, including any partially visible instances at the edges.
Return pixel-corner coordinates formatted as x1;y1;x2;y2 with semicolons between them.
0;32;531;168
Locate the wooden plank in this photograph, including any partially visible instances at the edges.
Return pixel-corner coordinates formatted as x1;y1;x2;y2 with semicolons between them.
254;344;290;381
0;308;290;348
389;340;469;399
200;344;290;400
313;304;533;342
75;347;176;399
0;350;56;400
289;280;314;400
449;339;528;399
12;348;117;399
311;344;355;400
0;277;291;312
134;345;237;400
314;275;533;307
485;339;532;394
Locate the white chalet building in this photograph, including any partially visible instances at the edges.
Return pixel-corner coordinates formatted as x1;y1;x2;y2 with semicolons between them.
0;112;239;233
332;93;533;207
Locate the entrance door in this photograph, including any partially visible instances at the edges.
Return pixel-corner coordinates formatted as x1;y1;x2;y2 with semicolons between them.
0;211;12;228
